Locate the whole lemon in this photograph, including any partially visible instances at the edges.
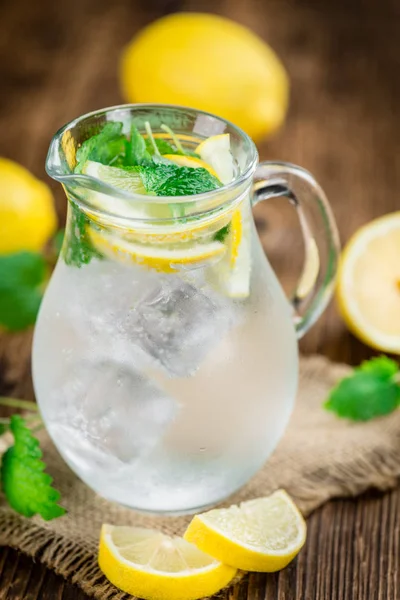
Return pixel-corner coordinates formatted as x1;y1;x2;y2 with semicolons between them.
0;158;57;254
120;13;289;141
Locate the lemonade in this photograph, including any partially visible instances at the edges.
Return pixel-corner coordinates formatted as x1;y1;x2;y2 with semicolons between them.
31;105;332;514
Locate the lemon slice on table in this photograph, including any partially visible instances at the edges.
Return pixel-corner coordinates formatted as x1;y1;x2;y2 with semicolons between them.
196;134;235;184
98;525;237;600
184;490;306;572
336;212;400;353
88;228;225;273
162;154;218;178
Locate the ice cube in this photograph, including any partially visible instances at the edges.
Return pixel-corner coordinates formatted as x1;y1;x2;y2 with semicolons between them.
51;359;179;463
58;260;237;377
122;275;237;377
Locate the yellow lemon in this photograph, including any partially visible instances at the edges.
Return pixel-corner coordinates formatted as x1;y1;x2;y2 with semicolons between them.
0;158;57;254
336;212;400;353
184;490;306;572
120;13;289;141
98;524;237;600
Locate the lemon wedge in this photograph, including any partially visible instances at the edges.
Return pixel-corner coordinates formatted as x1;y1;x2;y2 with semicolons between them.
336;212;400;353
196;134;235;184
162;154;218;178
88;228;225;272
99;525;237;600
184;490;306;572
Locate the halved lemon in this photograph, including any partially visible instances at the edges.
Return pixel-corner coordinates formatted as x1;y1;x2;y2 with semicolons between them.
88;228;225;272
184;490;306;572
336;212;400;353
99;525;237;600
196;134;235;184
162;154;218;178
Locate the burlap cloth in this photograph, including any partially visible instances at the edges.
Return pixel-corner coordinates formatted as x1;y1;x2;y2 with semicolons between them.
1;354;400;599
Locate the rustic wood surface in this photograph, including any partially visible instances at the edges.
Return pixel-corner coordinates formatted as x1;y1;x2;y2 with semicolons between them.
0;0;399;597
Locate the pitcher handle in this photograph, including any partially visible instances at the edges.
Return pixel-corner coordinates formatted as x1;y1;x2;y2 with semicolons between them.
252;161;340;338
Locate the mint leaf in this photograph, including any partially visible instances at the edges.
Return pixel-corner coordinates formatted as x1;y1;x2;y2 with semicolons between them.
156;167;221;196
75;122;127;172
1;415;65;520
131;162;220;196
213;223;231;242
63;203;103;268
145;138;175;156
0;252;47;331
325;357;400;421
359;356;398;378
126;125;151;166
135;162;179;194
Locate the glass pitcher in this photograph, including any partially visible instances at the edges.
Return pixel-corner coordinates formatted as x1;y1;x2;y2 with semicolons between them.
32;104;339;514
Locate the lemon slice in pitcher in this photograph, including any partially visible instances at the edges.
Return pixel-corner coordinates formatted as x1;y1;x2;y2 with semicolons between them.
207;203;252;298
88;228;226;272
196;134;235;184
99;525;237;600
82;160;231;244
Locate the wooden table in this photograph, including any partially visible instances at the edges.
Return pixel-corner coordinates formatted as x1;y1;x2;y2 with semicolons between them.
0;0;399;597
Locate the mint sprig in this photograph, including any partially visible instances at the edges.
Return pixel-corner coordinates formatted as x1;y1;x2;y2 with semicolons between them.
63;203;103;268
75;122;126;172
0;398;65;521
74;121;215;195
0;252;47;331
325;356;400;421
1;414;65;520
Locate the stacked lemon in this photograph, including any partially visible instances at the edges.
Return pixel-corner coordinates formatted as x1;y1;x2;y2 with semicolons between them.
99;490;307;600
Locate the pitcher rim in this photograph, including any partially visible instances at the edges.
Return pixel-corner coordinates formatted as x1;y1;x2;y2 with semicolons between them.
46;103;259;213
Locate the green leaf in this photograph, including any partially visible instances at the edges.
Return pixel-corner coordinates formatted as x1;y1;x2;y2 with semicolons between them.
130;161;220;197
75;122;127;173
0;252;47;331
126;124;151;166
145;137;176;156
155;167;221;196
359;356;399;378
325;357;400;421
1;415;66;520
62;203;103;268
135;162;179;194
213;223;231;242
